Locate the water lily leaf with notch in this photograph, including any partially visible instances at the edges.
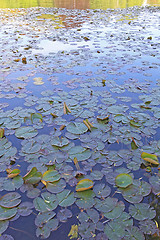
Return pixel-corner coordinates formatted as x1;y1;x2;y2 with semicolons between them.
149;175;160;195
93;183;111;198
70;149;91;162
35;211;56;227
41;170;60;185
141;152;159;165
57;189;75;207
104;212;133;240
31;113;43;123
6;168;20;178
0;192;21;208
119;184;143;204
17;202;33;216
57;208;72;222
90;170;103;181
86;208;99;224
34;194;58;213
76;190;96;209
68;145;85;155
15;126;38;139
66;122;88;135
76;179;94;192
95;197;118;213
104;201;125;219
115;173;133;188
124;226;145;240
129;203;156;221
46;179;66;193
0;206;17;220
21;141;41;154
23;167;42;184
0;220;9;235
51;137;69;147
139;219;159;235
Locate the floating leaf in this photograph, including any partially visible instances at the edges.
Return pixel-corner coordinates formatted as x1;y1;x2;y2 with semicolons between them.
6;169;20;178
0;192;21;208
76;179;94;192
51;137;69;147
115;173;133;188
33;77;44;85
57;190;75;207
68;224;78;239
31;113;43;123
35;211;56;227
66;122;88;135
63;102;71;114
15;126;38;139
129;203;156;221
141;152;159;165
41;170;60;185
0;128;5;138
0;206;17;220
23;167;42;184
0;220;9;235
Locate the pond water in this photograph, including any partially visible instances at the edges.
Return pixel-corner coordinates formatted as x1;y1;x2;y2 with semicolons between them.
0;2;160;240
0;0;160;9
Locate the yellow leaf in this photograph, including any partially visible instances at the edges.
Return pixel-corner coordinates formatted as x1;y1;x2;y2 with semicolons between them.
68;224;78;239
141;152;159;165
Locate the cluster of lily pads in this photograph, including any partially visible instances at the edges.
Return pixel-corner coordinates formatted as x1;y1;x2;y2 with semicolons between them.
0;5;160;240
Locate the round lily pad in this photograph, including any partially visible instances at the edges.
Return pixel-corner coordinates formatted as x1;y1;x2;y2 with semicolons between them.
15;126;38;139
42;170;60;184
0;206;17;220
115;173;133;188
76;179;94;192
0;192;21;208
66;122;88;135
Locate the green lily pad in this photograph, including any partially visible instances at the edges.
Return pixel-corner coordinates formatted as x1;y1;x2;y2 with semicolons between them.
0;206;17;220
129;203;156;221
57;190;75;207
0;220;9;235
66;122;88;135
42;170;60;184
124;226;145;240
0;192;21;208
23;167;42;184
46;179;66;194
141;152;159;165
15;126;38;139
115;173;133;188
35;211;56;227
51;137;69;147
76;179;94;192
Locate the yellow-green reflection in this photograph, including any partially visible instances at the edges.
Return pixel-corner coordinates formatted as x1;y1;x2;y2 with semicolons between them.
0;0;160;9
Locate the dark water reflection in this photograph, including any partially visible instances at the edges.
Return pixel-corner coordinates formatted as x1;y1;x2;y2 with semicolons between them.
0;0;160;9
